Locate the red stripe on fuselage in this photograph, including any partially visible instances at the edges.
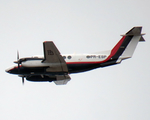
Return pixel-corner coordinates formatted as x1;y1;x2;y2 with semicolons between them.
110;36;126;57
9;65;22;71
66;36;126;65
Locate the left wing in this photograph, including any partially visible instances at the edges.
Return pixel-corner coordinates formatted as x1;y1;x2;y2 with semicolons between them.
42;41;68;73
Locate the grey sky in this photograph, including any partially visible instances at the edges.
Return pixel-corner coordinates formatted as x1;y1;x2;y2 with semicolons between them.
0;0;150;120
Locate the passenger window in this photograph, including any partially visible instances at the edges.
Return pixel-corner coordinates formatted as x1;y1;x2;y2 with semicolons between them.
86;55;90;59
68;56;72;59
63;56;66;59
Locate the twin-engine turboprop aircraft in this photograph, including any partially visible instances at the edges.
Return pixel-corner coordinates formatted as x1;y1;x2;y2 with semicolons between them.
6;27;145;85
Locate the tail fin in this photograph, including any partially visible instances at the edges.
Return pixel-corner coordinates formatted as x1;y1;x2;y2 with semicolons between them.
110;27;145;63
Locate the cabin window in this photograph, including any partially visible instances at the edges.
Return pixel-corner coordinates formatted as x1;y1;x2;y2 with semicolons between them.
63;56;66;59
68;56;72;59
86;55;90;59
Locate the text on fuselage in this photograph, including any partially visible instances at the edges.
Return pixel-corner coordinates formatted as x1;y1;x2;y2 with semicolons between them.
86;55;107;59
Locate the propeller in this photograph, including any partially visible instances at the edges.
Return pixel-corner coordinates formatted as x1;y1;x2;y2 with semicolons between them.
18;75;25;85
17;50;19;60
14;51;20;63
14;51;21;72
17;51;20;70
22;77;24;85
14;50;25;85
14;51;26;65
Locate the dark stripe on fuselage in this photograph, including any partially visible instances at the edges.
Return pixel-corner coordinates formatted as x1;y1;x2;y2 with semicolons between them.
100;36;133;67
67;63;102;73
111;36;133;60
18;66;66;75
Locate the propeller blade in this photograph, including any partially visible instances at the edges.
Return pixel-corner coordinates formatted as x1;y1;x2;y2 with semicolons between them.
16;51;20;71
14;51;20;64
14;61;18;63
18;63;20;71
22;77;24;85
17;50;19;60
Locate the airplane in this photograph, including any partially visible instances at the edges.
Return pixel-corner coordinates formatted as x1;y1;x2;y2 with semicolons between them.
5;27;145;85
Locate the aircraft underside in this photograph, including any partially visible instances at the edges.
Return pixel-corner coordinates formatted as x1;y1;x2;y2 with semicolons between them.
8;60;118;82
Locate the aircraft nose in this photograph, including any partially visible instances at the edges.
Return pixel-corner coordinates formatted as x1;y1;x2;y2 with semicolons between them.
5;68;11;73
5;67;13;73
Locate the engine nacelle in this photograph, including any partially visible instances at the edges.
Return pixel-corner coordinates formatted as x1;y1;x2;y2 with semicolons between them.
26;75;71;85
26;75;56;82
21;60;60;68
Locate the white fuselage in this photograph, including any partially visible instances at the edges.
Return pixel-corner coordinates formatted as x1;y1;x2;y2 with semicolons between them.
21;53;109;67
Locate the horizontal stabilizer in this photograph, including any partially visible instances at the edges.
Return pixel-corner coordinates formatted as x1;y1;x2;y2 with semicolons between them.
121;26;145;36
139;36;145;41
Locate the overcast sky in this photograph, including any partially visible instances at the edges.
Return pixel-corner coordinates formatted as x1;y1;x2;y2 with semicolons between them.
0;0;150;120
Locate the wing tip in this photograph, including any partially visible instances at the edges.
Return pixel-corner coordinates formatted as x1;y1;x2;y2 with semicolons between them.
43;41;53;43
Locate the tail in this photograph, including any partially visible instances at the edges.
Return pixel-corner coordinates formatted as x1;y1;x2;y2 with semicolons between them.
110;26;145;63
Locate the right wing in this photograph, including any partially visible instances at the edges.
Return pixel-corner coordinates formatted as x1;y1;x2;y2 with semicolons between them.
54;75;71;85
42;41;68;73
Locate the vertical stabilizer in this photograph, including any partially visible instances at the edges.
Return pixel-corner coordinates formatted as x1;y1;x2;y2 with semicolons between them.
110;27;145;63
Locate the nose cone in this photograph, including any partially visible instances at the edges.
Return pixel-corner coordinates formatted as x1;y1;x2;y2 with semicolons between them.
5;66;15;73
5;65;20;74
5;68;11;73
